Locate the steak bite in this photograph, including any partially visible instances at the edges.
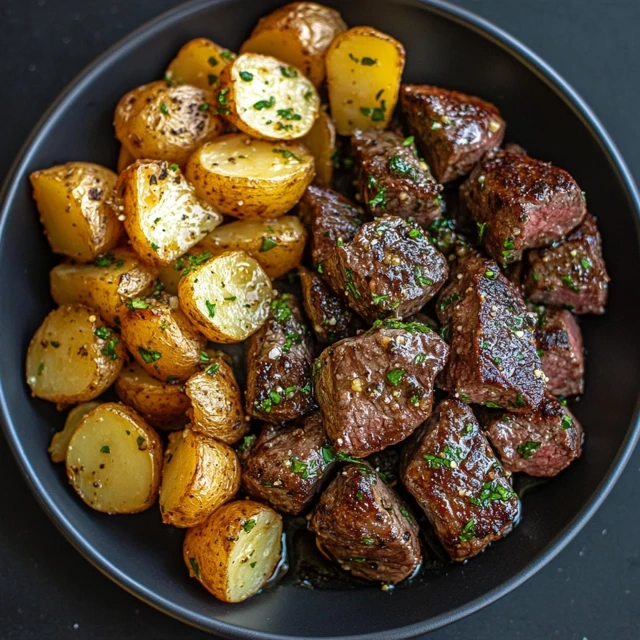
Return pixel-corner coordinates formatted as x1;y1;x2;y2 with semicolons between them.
400;84;506;184
533;306;584;397
313;320;449;457
436;253;545;411
460;148;587;265
351;129;442;225
245;292;317;423
242;412;334;515
481;394;583;477
309;462;422;583
523;214;609;314
297;185;364;270
401;399;520;561
323;215;449;323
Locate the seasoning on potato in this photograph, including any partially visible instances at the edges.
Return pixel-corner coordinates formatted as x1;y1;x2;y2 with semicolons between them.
49;401;101;463
302;107;337;187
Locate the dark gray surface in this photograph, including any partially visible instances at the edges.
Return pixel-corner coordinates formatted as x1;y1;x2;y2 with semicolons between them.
0;0;638;638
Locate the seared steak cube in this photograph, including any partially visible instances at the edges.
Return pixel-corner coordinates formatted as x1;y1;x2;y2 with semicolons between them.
481;394;583;477
523;214;609;314
351;129;442;225
436;253;545;411
533;306;584;397
460;148;587;265
245;292;316;422
401;399;520;561
309;462;422;583
242;412;334;515
314;320;449;457
323;215;449;323
400;84;506;183
297;185;364;270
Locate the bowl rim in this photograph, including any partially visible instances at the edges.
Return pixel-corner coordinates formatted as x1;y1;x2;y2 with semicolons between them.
1;0;639;638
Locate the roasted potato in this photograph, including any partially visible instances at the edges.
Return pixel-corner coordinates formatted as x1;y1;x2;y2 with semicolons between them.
157;249;212;296
117;145;135;173
66;403;163;513
326;27;406;135
183;500;283;602
116;160;223;266
302;107;336;187
50;247;159;324
26;304;124;404
198;216;306;279
216;53;320;140
115;361;190;430
240;2;347;87
49;402;101;463
185;359;247;444
178;250;273;343
29;162;122;262
159;429;241;527
165;38;236;92
120;295;205;382
114;81;224;165
185;133;315;219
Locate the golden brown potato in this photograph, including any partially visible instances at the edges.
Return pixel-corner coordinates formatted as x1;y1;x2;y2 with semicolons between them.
49;402;101;463
114;81;224;165
117;145;136;173
217;53;320;140
178;250;273;343
29;162;122;262
26;304;124;404
116;160;223;267
165;38;236;92
183;500;283;603
159;429;241;527
185;133;315;219
240;2;347;87
50;247;159;324
198;216;306;279
185;359;247;444
66;403;163;514
302;107;336;187
326;27;406;135
120;295;205;382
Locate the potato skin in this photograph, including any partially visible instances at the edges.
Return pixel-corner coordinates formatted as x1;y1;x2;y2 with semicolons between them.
303;108;336;187
26;304;124;404
240;2;347;87
49;401;101;463
30;162;122;262
114;81;224;165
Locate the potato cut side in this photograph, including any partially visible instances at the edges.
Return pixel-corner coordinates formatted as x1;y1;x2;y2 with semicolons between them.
302;108;336;187
66;403;163;514
117;160;223;267
178;250;273;343
326;27;406;135
183;500;283;602
198;216;307;279
185;133;315;219
26;304;124;404
157;248;212;296
30;162;122;262
159;429;241;527
49;402;101;463
50;247;158;324
217;53;320;140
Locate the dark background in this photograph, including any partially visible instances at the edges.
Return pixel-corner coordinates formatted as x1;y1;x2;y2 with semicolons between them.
1;0;638;638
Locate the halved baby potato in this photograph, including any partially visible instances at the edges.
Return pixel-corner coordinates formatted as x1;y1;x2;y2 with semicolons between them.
50;247;159;324
116;160;223;266
30;162;122;262
114;81;224;165
26;304;124;404
157;249;212;296
240;2;347;88
185;133;315;219
198;216;307;279
178;250;273;343
302;107;336;187
159;429;241;527
326;26;406;135
66;403;163;514
49;401;101;463
217;53;320;140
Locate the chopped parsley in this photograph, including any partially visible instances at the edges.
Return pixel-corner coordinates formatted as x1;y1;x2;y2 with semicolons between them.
517;440;541;459
561;274;580;293
260;237;277;252
271;298;292;323
459;519;476;542
280;65;298;78
414;353;427;364
94;252;124;268
414;265;434;287
220;50;234;61
224;295;236;302
217;88;229;105
438;292;461;310
100;445;110;454
360;537;376;545
368;183;387;209
469;481;516;507
386;368;405;386
254;96;275;110
277;108;302;120
344;267;360;299
409;228;423;239
101;338;120;360
205;363;220;376
361;57;377;66
273;148;301;162
402;135;415;146
189;557;201;579
388;154;416;180
239;70;254;81
125;297;150;310
371;293;389;305
94;326;112;340
360;100;386;122
208;56;219;67
137;436;146;449
199;351;210;362
150;242;160;251
198;102;209;112
175;251;211;278
561;415;573;430
242;519;256;533
138;347;161;363
160;103;169;115
237;434;257;453
207;74;218;85
205;300;216;318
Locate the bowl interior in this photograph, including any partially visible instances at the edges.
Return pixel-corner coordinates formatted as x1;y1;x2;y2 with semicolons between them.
1;0;639;638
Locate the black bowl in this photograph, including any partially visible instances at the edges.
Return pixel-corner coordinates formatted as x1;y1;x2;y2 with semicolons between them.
1;0;639;638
